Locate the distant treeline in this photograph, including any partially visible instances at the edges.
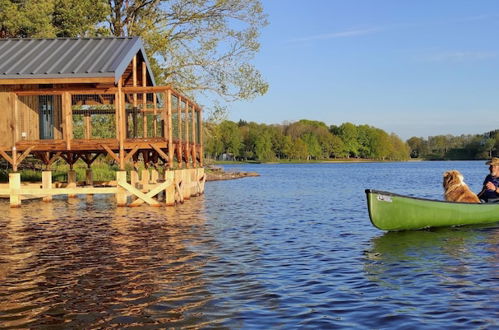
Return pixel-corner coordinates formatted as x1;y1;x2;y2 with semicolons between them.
407;130;499;160
204;119;410;162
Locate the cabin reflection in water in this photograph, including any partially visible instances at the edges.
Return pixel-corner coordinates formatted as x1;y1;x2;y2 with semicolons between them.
0;37;205;207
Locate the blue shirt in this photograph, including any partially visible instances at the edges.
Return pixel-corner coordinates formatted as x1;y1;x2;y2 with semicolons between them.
481;174;499;201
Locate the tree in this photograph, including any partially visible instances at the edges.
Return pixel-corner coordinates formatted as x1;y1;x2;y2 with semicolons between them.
219;120;242;157
1;0;269;102
336;122;360;158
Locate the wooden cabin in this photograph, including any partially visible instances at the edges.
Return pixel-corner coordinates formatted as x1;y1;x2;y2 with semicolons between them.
0;37;204;207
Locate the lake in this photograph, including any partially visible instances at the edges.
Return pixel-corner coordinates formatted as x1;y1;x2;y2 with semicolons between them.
0;161;497;328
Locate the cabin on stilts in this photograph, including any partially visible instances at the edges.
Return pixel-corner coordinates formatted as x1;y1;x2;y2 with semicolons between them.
0;37;204;207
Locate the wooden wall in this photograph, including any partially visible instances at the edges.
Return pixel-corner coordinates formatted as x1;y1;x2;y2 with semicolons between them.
0;86;14;148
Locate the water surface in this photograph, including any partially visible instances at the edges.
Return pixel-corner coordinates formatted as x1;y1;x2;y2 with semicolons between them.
0;161;497;328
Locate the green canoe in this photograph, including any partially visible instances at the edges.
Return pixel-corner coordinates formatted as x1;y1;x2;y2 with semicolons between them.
366;189;499;231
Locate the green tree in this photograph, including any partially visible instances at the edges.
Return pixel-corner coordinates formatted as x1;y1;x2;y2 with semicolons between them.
219;120;242;157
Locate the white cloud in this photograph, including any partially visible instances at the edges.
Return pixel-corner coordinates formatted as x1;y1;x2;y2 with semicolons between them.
288;27;381;43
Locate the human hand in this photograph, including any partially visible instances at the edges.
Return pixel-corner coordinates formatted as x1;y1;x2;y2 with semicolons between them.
486;182;496;191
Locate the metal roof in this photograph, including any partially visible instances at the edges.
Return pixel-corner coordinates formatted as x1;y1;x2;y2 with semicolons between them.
0;37;156;85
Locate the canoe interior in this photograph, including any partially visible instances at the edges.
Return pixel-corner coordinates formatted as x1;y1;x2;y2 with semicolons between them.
365;189;499;231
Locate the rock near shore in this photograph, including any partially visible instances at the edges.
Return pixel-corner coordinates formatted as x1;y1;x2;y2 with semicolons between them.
205;166;260;181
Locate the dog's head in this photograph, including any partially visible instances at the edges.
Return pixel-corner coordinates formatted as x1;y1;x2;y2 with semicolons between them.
443;170;464;190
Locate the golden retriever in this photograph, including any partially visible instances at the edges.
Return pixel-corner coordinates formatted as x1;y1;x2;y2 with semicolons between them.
443;170;480;203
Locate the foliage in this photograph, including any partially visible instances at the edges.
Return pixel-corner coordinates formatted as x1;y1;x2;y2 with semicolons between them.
406;130;499;160
206;119;411;162
0;0;268;102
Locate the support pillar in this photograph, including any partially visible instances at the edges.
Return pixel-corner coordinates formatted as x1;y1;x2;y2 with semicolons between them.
85;169;93;186
182;169;191;200
42;171;52;202
67;170;77;198
116;171;127;206
165;170;175;206
9;172;21;208
191;168;197;196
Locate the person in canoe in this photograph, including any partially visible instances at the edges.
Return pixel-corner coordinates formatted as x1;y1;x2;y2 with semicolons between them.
478;157;499;203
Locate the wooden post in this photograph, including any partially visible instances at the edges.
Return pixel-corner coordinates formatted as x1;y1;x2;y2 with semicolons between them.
182;169;191;200
177;96;183;168
12;147;18;172
62;92;72;150
116;171;127;206
174;169;184;204
11;93;18;150
167;90;173;169
132;55;138;138
198;167;205;194
142;61;147;138
84;113;91;139
198;108;204;167
153;93;158;137
184;101;190;168
85;169;93;186
141;169;150;192
190;168;197;196
9;172;21;207
191;104;197;167
118;79;125;170
165;170;175;206
42;171;52;202
67;170;77;198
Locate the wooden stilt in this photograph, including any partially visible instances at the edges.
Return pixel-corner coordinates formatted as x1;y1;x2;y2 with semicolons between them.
116;171;128;206
174;169;184;203
183;169;191;200
67;170;77;198
42;171;52;202
9;172;21;207
165;170;175;206
85;169;93;186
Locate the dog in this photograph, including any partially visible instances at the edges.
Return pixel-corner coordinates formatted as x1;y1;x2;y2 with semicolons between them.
443;170;480;203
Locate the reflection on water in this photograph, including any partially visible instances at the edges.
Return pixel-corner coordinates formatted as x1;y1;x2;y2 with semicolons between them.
0;162;498;328
0;196;225;328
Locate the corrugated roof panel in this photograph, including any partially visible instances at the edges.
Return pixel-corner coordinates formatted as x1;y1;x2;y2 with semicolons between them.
0;37;153;84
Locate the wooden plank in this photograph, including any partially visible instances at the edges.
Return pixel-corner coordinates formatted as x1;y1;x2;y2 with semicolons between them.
184;101;190;167
17;187;118;195
118;180;160;206
129;179;172;206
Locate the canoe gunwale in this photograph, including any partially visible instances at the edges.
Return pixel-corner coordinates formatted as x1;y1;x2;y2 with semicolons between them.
365;189;483;205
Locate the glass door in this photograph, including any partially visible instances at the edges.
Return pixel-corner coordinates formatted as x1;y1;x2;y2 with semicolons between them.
39;95;54;139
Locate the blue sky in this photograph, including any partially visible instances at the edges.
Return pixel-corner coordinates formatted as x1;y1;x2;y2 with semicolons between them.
227;0;499;140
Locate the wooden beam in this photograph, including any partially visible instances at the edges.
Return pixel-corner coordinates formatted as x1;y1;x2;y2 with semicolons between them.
150;144;169;162
142;61;148;138
118;180;161;206
191;104;197;167
129;179;172;206
101;144;120;164
11;93;18;146
62;92;72;150
167;90;173;169
16;146;34;165
0;150;14;166
124;145;140;163
184;100;190;167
